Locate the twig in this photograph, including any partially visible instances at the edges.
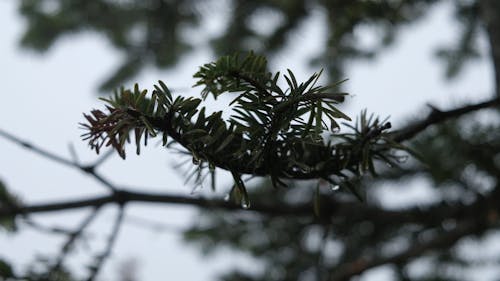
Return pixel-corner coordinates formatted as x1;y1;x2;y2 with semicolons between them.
21;218;74;236
329;220;480;281
0;189;303;217
49;207;102;275
0;128;118;192
0;188;478;228
392;97;500;142
0;129;76;167
86;206;124;281
85;171;117;192
68;143;81;165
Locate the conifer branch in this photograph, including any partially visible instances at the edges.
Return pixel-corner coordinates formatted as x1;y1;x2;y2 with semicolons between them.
80;53;401;203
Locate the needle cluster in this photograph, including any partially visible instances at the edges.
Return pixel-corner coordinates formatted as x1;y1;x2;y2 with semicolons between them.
82;53;402;206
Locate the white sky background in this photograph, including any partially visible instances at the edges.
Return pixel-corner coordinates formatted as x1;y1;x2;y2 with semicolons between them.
0;1;496;281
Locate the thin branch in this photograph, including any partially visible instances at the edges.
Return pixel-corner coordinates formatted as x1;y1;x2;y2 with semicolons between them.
329;220;481;281
1;189;300;217
302;92;347;103
68;143;81;165
49;207;102;275
86;206;124;281
21;218;74;236
0;188;483;229
85;171;117;192
0;128;118;192
392;97;500;142
0;129;76;167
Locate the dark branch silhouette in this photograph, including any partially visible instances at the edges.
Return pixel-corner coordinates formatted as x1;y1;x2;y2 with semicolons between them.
329;220;482;281
0;128;118;192
49;207;102;276
392;96;500;142
86;206;124;281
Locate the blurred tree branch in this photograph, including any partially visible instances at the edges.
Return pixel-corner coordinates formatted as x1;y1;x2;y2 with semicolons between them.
392;96;500;142
85;206;124;281
0;129;117;192
48;207;102;277
329;219;483;281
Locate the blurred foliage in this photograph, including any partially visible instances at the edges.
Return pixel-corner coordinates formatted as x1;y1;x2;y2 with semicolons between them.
25;263;76;281
0;258;15;280
184;115;500;281
0;255;76;281
435;1;482;79
18;0;482;91
13;1;499;280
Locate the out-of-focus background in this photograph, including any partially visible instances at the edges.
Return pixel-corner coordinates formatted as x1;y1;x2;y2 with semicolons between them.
0;0;498;280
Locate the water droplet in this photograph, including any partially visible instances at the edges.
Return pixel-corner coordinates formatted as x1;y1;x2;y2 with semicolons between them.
397;155;409;163
241;201;251;209
291;165;311;173
331;126;340;133
330;185;340;191
223;194;230;202
301;166;312;173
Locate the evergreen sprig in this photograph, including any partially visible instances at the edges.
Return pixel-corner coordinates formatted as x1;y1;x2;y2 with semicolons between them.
82;52;403;206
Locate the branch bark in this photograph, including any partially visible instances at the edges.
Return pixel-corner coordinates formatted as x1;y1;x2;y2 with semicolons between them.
0;186;492;230
391;96;500;142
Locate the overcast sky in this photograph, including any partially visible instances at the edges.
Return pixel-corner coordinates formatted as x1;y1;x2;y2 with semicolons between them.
0;1;495;280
